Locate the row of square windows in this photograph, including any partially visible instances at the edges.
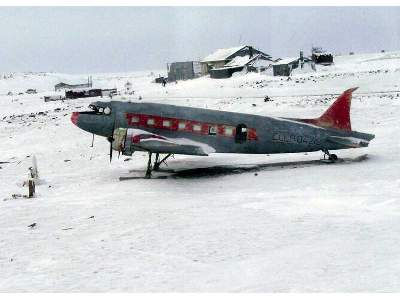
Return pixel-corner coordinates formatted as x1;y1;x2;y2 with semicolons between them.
129;115;239;136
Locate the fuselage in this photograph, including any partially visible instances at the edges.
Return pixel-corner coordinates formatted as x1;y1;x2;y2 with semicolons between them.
71;100;374;155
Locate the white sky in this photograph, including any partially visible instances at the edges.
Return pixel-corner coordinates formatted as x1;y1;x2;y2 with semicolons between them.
0;6;399;73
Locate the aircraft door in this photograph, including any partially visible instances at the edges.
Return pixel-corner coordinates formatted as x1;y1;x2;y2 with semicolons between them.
235;124;247;143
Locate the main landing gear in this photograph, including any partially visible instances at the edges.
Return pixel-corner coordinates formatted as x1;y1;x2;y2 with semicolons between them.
322;149;338;161
145;152;173;178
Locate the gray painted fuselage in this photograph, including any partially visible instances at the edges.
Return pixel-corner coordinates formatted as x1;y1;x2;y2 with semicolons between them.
75;101;374;155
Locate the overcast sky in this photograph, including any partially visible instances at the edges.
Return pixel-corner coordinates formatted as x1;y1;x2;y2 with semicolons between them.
0;6;399;73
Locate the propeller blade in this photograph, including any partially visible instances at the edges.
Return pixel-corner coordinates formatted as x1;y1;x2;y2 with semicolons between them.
108;117;116;163
90;134;94;147
109;143;113;162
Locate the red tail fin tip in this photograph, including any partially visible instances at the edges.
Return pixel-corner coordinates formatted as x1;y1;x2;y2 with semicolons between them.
317;87;357;131
299;87;358;131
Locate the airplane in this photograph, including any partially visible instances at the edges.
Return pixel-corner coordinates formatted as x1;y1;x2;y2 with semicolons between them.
71;87;375;178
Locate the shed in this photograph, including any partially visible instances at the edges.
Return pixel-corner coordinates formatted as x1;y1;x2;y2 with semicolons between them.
272;57;300;76
167;61;201;81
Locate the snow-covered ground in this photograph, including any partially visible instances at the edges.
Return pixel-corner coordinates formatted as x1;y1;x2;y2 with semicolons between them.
1;51;400;292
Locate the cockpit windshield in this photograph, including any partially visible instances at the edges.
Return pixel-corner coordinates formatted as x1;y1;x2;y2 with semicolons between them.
88;104;112;115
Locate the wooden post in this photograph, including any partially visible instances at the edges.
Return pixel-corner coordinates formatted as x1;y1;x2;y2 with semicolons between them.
28;179;35;198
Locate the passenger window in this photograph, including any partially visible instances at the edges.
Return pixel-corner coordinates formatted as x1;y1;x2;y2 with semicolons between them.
224;127;234;136
193;124;201;132
131;116;140;123
178;121;186;130
209;126;217;135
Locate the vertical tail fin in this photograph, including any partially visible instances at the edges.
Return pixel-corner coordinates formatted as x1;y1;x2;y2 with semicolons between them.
298;87;357;131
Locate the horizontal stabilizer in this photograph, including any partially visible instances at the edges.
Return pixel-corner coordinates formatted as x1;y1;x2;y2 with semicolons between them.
327;136;371;148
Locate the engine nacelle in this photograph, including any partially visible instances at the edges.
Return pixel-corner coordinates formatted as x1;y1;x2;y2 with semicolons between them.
111;128;135;156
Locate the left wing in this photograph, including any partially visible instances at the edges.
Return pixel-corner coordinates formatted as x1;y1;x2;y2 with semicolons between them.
112;128;215;156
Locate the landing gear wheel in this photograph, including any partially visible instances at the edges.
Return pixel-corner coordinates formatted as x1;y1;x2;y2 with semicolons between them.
329;154;338;161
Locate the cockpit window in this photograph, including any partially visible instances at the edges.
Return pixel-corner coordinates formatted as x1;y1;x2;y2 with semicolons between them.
104;107;111;115
88;104;112;115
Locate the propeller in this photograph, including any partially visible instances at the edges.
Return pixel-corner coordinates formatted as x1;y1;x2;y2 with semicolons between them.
90;134;94;147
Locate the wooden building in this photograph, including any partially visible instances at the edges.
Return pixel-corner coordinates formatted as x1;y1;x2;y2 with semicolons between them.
272;57;300;76
209;54;273;79
201;45;272;76
167;61;201;81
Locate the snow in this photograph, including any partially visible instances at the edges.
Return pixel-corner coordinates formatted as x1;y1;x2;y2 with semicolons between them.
1;51;400;292
273;57;299;65
201;45;246;62
224;55;253;67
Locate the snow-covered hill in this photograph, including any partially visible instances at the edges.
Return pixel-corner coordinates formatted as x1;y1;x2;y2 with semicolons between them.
1;51;400;292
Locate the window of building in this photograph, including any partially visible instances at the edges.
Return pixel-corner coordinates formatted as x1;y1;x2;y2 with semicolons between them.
162;120;171;127
147;118;155;126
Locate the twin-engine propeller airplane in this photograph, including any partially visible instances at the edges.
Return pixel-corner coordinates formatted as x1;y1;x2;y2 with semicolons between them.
71;87;374;178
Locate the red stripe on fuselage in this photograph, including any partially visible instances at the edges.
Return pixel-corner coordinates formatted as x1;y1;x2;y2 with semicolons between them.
125;113;258;141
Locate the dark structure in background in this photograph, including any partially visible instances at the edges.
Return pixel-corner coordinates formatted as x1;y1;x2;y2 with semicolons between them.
55;76;93;91
311;47;334;65
65;88;102;99
167;61;201;81
201;45;272;76
155;76;167;84
210;54;273;79
65;88;117;99
272;57;300;76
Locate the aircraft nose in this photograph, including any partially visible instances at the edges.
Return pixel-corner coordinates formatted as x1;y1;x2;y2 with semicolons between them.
71;112;80;125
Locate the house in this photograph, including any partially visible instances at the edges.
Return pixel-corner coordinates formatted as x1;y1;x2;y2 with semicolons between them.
272;57;300;76
209;54;273;79
167;61;201;81
55;76;93;91
201;45;272;76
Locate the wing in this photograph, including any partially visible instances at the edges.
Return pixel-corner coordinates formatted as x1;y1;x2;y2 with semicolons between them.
115;128;215;156
327;136;371;148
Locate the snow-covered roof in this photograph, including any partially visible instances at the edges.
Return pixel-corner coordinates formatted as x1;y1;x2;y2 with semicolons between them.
224;55;253;67
223;54;272;68
273;57;299;65
201;45;246;62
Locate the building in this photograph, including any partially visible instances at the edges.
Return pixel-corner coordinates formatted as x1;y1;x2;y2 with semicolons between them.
311;47;334;65
65;88;102;99
209;54;273;79
55;76;93;91
201;45;272;76
167;61;201;81
272;57;300;76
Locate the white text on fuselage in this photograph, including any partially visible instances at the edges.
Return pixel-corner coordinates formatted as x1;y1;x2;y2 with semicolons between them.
272;132;322;146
